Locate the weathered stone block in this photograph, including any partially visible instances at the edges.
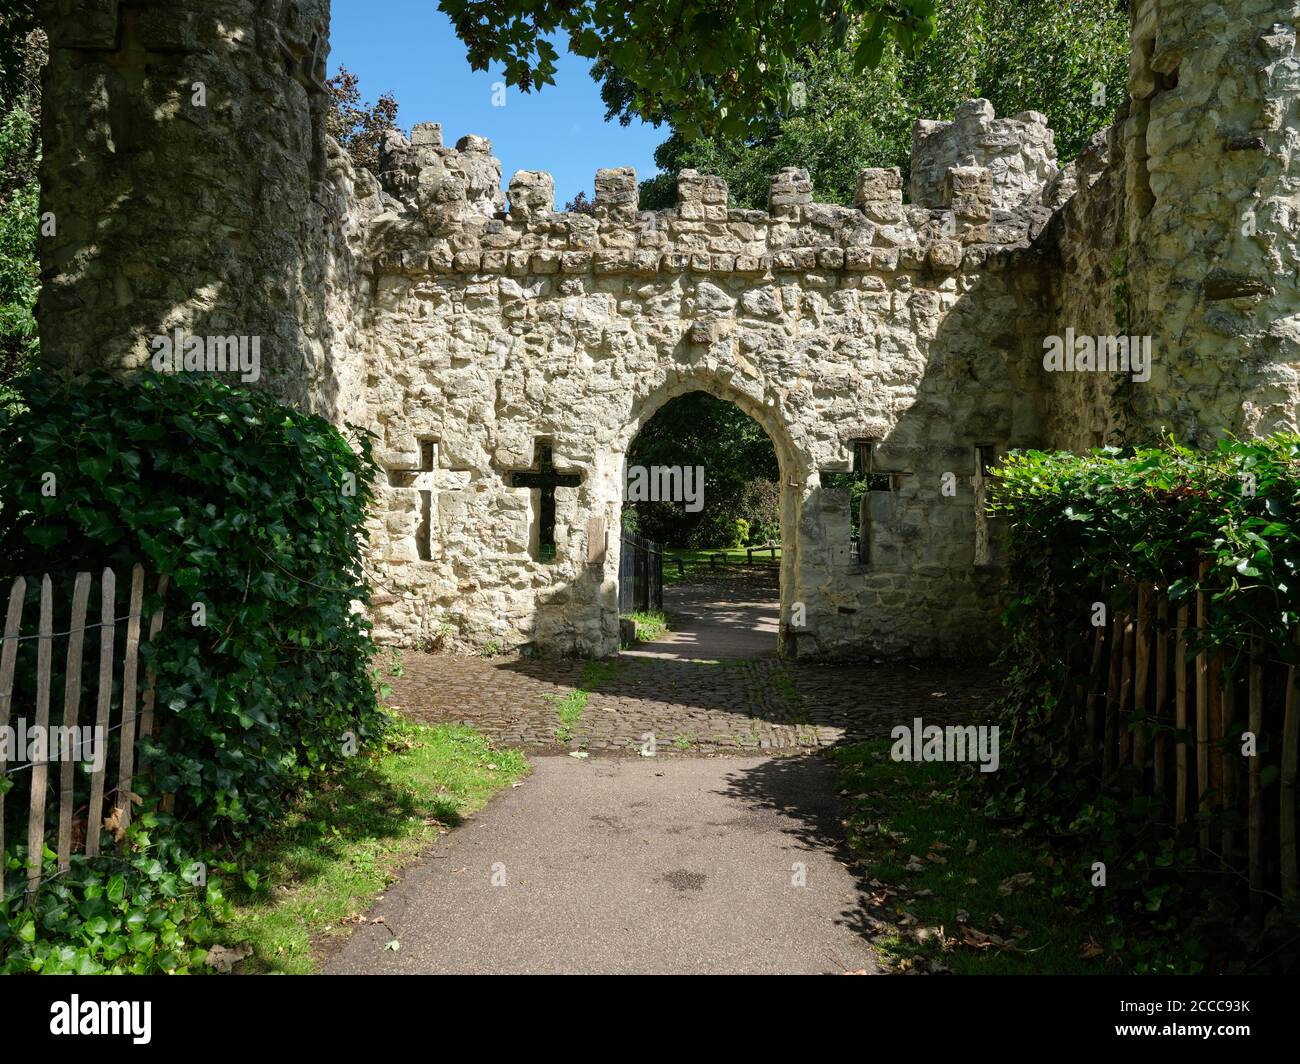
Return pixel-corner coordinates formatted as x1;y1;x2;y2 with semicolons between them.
927;241;963;271
854;167;903;207
412;122;443;146
944;165;993;222
560;250;593;273
594;167;639;222
768;167;813;219
509;170;555;221
49;0;120;48
529;251;561;274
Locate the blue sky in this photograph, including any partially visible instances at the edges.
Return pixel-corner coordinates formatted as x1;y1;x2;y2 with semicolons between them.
329;0;664;206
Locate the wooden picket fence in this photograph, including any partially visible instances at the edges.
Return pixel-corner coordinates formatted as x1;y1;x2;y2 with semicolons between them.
1080;573;1300;909
0;565;167;897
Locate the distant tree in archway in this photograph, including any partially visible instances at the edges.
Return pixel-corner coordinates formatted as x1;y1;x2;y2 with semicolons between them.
624;392;780;548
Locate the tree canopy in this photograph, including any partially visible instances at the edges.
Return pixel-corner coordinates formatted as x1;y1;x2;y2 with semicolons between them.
439;0;939;140
326;65;401;175
635;0;1131;210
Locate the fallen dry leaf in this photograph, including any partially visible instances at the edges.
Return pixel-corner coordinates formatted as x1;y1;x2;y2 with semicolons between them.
101;806;126;844
957;924;1023;954
959;926;1002;950
998;872;1035;895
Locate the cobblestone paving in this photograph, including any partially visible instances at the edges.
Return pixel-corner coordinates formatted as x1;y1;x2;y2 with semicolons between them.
389;650;1004;755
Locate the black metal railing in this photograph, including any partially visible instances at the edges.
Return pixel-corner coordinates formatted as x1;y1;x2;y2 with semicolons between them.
618;530;663;614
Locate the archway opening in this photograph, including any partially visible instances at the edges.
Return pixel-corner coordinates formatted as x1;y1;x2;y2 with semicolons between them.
619;390;784;659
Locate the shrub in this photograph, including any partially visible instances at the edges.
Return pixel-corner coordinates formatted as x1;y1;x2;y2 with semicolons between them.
981;436;1300;971
0;372;384;840
0;96;39;386
0;823;226;974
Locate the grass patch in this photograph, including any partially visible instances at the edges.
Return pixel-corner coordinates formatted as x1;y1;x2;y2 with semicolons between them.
662;547;779;584
831;741;1112;975
622;609;668;642
772;665;801;708
549;658;621;743
220;715;527;974
549;689;588;743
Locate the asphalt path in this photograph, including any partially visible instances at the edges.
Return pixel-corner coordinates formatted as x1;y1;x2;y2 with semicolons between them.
325;753;877;974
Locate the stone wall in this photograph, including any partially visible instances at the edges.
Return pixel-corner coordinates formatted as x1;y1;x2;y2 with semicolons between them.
910;100;1059;212
1128;0;1300;447
346;111;1057;658
1040;114;1134;451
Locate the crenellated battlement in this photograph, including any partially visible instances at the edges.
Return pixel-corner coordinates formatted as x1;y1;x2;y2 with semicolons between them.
909;99;1058;211
361;100;1060;284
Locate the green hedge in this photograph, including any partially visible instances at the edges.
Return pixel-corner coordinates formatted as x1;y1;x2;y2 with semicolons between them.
0;372;385;971
0;372;383;836
982;436;1300;972
991;437;1300;665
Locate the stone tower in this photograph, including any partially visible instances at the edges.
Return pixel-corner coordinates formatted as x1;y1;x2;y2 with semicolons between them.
37;0;354;417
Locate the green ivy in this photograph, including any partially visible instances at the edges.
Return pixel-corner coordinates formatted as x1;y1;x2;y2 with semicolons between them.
0;819;226;974
0;372;384;842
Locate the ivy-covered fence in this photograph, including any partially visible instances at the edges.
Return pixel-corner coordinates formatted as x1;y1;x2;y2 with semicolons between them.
986;437;1300;961
1;565;168;896
0;373;382;972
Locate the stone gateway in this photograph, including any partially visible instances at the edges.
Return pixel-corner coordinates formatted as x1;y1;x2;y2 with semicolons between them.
38;1;1300;660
